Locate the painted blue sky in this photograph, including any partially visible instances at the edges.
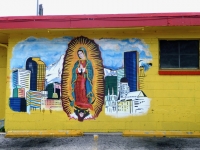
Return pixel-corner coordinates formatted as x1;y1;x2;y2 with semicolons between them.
11;36;152;70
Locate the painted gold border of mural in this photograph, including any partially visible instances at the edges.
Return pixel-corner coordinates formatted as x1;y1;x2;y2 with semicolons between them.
61;36;104;121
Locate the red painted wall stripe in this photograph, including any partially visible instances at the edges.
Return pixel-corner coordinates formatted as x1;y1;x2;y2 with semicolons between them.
159;70;200;75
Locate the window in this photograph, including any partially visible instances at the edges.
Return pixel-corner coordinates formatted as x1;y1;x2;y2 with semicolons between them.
159;40;200;75
160;40;199;69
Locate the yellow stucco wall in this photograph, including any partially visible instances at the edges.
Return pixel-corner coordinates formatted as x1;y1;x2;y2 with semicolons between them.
4;28;200;133
0;46;7;120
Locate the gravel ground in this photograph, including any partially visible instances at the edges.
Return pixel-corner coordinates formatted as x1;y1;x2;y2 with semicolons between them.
1;134;200;150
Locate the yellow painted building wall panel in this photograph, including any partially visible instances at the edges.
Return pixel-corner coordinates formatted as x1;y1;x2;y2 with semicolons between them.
0;46;7;120
4;28;200;133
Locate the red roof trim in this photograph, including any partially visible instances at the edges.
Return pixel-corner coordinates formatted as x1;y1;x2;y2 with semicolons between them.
1;12;200;29
159;70;200;75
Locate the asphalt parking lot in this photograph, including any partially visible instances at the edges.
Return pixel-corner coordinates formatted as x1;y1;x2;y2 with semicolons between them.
1;133;200;150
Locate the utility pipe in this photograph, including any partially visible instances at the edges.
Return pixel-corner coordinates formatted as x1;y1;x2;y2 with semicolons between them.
0;43;7;48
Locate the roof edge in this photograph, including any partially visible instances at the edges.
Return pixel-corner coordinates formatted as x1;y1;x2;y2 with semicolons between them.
0;12;200;29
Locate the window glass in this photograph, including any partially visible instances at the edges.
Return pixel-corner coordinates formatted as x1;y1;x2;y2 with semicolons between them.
160;40;199;69
160;41;179;54
160;54;179;68
180;54;199;68
180;40;199;54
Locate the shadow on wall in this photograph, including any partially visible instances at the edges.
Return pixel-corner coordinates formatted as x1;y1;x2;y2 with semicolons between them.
0;120;5;132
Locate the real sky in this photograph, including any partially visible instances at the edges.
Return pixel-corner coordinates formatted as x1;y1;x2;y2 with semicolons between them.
0;0;200;16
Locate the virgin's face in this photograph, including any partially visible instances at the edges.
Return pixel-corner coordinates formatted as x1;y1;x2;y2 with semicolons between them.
78;51;85;59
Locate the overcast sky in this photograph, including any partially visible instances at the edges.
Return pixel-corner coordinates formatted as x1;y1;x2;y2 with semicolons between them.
0;0;200;16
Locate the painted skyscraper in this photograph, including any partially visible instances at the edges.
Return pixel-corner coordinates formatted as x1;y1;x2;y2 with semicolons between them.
26;57;46;91
117;69;124;86
41;91;48;110
124;51;139;92
105;88;117;113
46;82;61;99
26;90;42;113
13;85;25;98
105;76;117;96
119;77;130;100
117;68;125;95
12;69;31;90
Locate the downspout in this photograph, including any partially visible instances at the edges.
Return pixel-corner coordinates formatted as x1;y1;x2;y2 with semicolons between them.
0;43;7;132
0;43;8;49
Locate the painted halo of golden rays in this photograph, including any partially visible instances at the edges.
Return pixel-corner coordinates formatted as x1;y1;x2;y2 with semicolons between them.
61;36;104;119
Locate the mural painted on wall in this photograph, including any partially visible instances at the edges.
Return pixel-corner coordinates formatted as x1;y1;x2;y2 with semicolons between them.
62;36;104;121
9;36;152;121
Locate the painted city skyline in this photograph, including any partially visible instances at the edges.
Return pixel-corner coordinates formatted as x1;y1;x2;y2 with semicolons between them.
9;36;152;119
11;36;152;86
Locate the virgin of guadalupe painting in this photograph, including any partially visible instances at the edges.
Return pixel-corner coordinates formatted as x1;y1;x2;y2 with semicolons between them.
71;47;95;110
61;36;104;122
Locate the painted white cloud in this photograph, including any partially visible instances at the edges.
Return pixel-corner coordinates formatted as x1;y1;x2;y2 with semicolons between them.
11;36;152;71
